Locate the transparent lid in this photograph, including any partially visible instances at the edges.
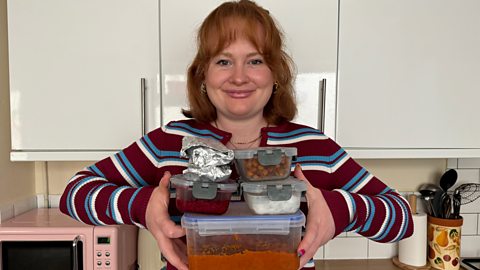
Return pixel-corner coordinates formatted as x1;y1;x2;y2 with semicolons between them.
234;147;297;160
170;174;238;192
241;177;307;194
181;202;305;236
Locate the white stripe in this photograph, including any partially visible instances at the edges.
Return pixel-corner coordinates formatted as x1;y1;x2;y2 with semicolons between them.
71;177;105;221
370;198;390;239
111;156;138;187
267;134;328;145
137;140;160;167
163;126;199;137
158;160;188;167
351;174;374;193
68;174;84;184
335;189;355;223
90;185;108;225
298;164;331;173
390;195;407;242
111;187;128;224
330;155;350;172
133;221;145;229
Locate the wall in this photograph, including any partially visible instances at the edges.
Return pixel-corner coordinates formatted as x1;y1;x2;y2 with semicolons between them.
0;0;36;221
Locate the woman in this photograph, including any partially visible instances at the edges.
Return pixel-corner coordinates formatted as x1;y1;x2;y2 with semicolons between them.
59;1;413;269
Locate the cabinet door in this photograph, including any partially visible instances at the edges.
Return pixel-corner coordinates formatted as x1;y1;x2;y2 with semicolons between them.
8;0;160;153
160;0;337;133
336;0;480;149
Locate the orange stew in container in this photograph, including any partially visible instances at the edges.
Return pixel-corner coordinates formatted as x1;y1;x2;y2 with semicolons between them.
189;250;299;270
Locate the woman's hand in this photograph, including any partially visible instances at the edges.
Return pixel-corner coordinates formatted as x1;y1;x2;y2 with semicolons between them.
294;164;336;269
145;171;188;270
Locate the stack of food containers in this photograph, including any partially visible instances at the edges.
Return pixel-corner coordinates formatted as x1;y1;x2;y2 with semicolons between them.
181;147;306;270
234;147;306;215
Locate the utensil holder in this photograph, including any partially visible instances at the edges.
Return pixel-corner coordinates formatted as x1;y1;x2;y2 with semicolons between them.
427;216;463;270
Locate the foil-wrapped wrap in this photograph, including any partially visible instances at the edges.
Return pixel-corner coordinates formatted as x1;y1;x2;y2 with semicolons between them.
180;136;234;182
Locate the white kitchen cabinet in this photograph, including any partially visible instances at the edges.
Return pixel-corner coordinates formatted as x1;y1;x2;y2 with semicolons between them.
335;0;480;158
160;0;338;133
8;0;160;161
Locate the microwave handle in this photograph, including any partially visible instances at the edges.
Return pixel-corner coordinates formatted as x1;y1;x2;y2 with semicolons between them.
72;236;81;270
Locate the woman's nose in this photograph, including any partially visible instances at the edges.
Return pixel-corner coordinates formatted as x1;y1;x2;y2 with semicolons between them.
230;65;248;84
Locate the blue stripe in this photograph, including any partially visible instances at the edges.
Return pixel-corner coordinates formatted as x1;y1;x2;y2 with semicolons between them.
268;128;322;138
139;138;161;162
143;135;181;159
66;176;97;220
88;165;105;178
114;154;139;187
391;195;410;242
128;188;143;223
360;196;376;233
168;122;222;140
296;149;347;166
380;186;392;194
349;172;371;192
374;195;396;241
158;158;189;163
119;152;148;186
342;168;367;191
84;189;99;225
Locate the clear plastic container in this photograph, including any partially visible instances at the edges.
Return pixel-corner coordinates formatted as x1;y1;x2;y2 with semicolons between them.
170;175;238;214
234;147;297;181
182;202;305;270
241;178;307;214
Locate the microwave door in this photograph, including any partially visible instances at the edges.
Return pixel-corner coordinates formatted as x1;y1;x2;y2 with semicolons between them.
1;240;84;270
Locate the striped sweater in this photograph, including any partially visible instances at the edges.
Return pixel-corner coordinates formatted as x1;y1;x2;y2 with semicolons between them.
59;119;413;242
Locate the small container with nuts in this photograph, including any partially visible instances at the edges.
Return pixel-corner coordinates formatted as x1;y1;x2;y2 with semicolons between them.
234;147;297;181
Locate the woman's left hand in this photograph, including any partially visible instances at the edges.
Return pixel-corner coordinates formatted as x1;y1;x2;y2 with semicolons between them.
294;164;336;269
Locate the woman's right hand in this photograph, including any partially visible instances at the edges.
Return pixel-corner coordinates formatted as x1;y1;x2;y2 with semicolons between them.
145;171;188;270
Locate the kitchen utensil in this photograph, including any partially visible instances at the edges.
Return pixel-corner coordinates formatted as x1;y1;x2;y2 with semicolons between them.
418;183;442;216
441;192;452;219
432;190;444;218
439;169;458;192
455;183;480;204
452;193;461;219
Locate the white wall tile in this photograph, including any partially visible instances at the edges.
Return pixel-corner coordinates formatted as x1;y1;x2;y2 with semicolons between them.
461;214;478;235
368;240;398;259
0;204;14;223
447;159;458;169
461;235;480;257
13;196;37;216
460;197;480;214
478;214;480;234
458;158;480;169
49;195;61;208
324;237;368;259
346;231;362;237
452;169;480;190
313;246;324;260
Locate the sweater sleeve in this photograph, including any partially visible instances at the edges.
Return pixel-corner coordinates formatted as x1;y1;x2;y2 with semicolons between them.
59;130;180;228
310;139;414;243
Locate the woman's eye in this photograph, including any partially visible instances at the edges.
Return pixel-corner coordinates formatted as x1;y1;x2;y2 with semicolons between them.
249;59;263;65
216;59;231;66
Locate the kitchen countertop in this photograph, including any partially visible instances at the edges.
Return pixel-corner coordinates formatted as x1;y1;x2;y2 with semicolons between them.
314;259;468;270
314;259;401;270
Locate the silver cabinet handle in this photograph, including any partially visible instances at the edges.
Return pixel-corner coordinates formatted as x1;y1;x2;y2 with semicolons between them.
72;235;80;270
319;79;327;132
141;78;147;136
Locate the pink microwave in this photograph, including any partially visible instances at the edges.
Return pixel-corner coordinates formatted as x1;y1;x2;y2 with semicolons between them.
0;208;137;270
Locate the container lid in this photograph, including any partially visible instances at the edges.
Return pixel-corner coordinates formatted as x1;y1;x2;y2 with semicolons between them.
171;174;238;199
171;174;238;191
181;202;305;236
241;177;307;200
234;147;297;164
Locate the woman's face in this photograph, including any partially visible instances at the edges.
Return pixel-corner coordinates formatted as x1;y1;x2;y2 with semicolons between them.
204;37;274;122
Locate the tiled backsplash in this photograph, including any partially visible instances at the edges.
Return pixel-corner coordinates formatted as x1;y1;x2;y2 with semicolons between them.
313;158;480;260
